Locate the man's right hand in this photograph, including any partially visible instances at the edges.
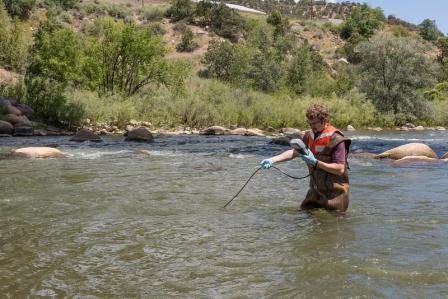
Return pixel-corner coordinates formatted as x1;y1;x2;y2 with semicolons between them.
260;158;274;169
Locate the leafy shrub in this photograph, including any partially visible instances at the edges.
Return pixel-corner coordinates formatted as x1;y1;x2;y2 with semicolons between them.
3;0;35;19
356;34;437;122
165;0;193;22
340;4;384;40
176;27;198;52
141;6;165;22
0;4;29;71
418;19;443;42
25;77;85;127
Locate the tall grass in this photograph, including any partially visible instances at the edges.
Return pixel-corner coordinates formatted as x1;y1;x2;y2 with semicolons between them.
67;77;383;130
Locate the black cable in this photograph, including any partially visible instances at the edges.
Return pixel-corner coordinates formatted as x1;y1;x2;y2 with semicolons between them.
223;166;311;208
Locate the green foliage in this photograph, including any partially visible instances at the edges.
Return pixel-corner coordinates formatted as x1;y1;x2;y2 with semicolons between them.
165;0;193;22
266;10;288;38
287;42;325;95
418;19;443;42
202;39;236;81
176;27;198;52
25;77;85;127
437;37;448;80
356;34;437;123
141;6;166;22
84;17;189;96
424;81;448;101
208;3;247;41
44;0;79;9
333;63;357;97
3;0;35;19
340;4;384;40
247;49;284;92
27;27;83;85
0;3;29;71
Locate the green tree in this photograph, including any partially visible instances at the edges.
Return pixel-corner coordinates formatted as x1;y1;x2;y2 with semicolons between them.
0;3;29;71
202;39;236;81
165;0;193;22
84;18;188;95
340;4;384;40
247;49;283;92
287;41;324;95
356;34;437;122
267;10;288;38
418;19;443;42
27;27;83;85
176;27;198;52
208;3;247;41
3;0;35;19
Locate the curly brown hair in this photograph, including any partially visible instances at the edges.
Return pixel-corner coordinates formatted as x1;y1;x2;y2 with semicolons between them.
306;103;329;123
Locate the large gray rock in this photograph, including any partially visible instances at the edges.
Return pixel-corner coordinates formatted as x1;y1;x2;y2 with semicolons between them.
13;122;34;136
13;103;33;118
70;129;103;142
1;114;22;125
0;120;13;135
6;105;21;116
200;126;228;135
374;143;438;160
12;147;65;159
125;127;154;142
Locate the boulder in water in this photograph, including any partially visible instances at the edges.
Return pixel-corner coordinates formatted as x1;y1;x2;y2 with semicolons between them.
70;129;103;142
0;120;13;135
374;143;438;160
13;122;33;136
200;126;228;135
390;156;442;167
125;127;154;142
12;147;65;159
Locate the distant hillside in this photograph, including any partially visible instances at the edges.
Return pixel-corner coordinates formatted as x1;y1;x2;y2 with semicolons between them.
225;0;358;20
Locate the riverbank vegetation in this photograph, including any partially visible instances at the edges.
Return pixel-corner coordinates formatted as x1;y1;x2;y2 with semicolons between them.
1;0;448;130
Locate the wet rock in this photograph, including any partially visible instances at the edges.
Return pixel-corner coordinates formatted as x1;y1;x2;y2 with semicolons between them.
269;136;295;146
0;120;13;135
70;128;103;142
229;128;247;136
403;123;415;129
281;127;302;136
125;127;154;142
346;125;355;131
442;152;448;159
246;128;265;136
436;126;446;131
132;149;151;155
349;152;377;159
368;127;383;131
374;143;438;160
13;122;34;136
390;156;442;167
6;105;21;116
12;147;65;159
399;126;409;131
33;129;47;136
414;126;424;131
200;126;228;135
1;114;22;125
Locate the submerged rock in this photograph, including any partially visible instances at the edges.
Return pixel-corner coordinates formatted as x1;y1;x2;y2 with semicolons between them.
200;126;228;135
374;143;438;160
125;127;154;142
390;156;443;167
12;147;65;159
70;129;103;142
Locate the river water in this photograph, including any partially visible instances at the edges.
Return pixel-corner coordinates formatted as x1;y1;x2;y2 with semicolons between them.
1;131;447;298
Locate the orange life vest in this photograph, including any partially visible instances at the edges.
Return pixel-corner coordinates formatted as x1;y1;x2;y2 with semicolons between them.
306;124;340;156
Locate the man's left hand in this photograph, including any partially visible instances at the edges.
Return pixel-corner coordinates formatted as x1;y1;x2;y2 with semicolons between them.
300;151;318;167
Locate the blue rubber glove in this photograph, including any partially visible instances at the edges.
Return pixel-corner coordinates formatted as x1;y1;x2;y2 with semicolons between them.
260;158;274;169
300;151;318;167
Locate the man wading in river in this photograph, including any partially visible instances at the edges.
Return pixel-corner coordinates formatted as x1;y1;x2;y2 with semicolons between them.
260;104;351;212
